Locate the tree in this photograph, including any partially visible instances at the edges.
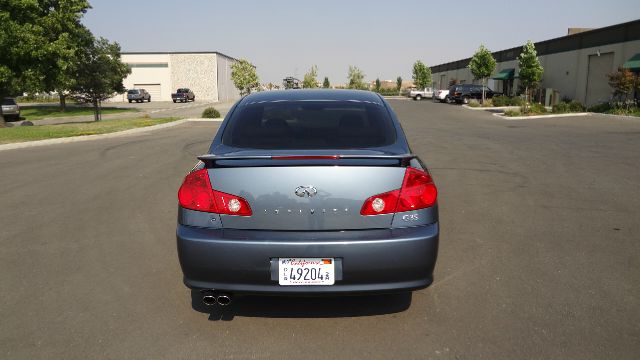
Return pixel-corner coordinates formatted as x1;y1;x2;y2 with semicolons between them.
607;67;638;108
231;59;259;96
468;45;496;103
302;65;318;88
396;76;403;95
412;60;432;90
0;0;91;126
69;37;131;121
518;40;544;113
375;78;381;93
347;66;367;90
322;77;330;88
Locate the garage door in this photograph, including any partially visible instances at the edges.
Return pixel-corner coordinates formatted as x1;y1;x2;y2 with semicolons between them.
585;53;614;106
134;84;161;100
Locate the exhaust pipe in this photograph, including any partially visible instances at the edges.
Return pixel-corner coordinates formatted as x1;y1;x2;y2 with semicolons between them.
216;294;232;306
202;292;218;306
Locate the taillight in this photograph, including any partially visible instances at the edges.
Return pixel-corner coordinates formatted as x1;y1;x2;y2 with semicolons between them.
360;167;437;216
178;169;252;216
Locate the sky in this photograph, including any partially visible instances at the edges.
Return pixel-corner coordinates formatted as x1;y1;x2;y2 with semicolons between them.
82;0;640;85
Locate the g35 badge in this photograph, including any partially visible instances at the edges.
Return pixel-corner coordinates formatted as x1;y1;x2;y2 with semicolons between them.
401;214;419;222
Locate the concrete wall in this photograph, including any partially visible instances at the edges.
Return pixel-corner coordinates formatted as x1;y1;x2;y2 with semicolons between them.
169;54;218;101
216;54;240;102
432;39;640;106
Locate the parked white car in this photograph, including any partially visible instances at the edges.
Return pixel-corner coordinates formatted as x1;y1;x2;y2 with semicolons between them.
409;87;434;100
433;89;450;103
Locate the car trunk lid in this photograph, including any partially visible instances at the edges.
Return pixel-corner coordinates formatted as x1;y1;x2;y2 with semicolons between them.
206;163;406;231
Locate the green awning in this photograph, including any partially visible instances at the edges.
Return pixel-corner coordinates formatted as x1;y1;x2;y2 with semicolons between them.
492;68;515;80
623;53;640;70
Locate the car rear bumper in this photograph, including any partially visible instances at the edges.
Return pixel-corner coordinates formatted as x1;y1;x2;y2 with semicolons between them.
177;223;439;295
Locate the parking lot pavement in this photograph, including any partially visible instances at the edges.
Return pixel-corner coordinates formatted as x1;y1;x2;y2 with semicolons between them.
0;100;639;359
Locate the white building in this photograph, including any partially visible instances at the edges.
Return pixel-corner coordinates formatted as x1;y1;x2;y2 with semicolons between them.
431;19;640;107
110;51;240;102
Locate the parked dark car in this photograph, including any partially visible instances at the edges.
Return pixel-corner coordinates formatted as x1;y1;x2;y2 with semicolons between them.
172;88;195;103
1;98;20;121
176;89;439;307
449;84;496;104
127;89;151;103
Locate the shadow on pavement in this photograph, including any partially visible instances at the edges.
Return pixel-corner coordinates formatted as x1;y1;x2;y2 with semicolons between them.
190;289;412;321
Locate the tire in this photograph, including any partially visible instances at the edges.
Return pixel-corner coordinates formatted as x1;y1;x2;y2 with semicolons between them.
415;95;421;101
173;100;177;103
148;97;151;102
128;100;132;103
462;96;470;104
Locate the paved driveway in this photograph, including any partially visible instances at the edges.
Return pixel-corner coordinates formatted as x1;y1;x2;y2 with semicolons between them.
0;101;638;359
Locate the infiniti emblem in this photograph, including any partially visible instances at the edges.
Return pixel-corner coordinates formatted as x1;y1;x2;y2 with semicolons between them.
295;185;317;198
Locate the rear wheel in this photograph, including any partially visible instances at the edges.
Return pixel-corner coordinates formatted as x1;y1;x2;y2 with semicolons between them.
173;100;177;103
148;97;151;102
462;96;470;104
128;100;132;103
415;95;422;101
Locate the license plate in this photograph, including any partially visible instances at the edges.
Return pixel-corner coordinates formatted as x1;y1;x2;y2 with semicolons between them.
278;258;335;285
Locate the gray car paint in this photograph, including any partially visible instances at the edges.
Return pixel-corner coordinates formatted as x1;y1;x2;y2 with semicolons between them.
209;166;405;231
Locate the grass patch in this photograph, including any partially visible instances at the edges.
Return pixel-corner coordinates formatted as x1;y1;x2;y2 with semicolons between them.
19;105;137;121
0;117;179;144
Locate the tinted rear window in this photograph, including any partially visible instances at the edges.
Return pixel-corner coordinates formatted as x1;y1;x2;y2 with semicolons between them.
177;89;189;93
222;100;396;149
128;90;139;94
2;98;17;105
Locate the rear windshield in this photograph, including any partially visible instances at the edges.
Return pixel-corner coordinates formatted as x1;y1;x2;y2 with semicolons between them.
177;89;189;93
222;100;396;149
2;98;17;105
127;90;139;94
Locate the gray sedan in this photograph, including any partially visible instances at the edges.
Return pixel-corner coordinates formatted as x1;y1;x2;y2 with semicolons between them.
176;90;439;307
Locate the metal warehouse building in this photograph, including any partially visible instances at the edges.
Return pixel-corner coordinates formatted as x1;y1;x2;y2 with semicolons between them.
110;51;240;102
431;19;640;106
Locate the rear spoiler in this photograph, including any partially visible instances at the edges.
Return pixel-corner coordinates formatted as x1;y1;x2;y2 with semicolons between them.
197;154;417;167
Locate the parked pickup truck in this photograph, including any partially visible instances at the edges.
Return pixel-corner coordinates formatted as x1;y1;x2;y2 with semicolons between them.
172;88;195;103
409;87;434;100
433;89;450;103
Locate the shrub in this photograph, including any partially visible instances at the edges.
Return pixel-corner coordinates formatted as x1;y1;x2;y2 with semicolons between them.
552;102;569;113
568;100;585;112
468;99;480;107
587;102;612;113
528;103;547;114
201;107;221;118
482;99;493;107
510;97;525;106
492;95;508;107
492;95;524;107
504;109;521;117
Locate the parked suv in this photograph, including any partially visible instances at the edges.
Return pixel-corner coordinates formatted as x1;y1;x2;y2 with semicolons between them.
127;89;151;103
1;98;20;121
448;84;495;104
176;90;439;307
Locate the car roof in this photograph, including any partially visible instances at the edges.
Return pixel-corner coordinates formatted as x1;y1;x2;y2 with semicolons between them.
239;89;384;106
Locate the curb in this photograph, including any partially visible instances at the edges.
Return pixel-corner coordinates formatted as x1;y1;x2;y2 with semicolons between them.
585;112;640;120
0;118;222;152
462;105;521;111
491;112;591;120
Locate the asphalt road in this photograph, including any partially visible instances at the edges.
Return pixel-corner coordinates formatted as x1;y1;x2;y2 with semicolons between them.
1;100;639;359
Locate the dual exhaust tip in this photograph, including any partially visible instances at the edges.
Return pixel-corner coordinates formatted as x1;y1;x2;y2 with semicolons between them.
202;291;232;306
